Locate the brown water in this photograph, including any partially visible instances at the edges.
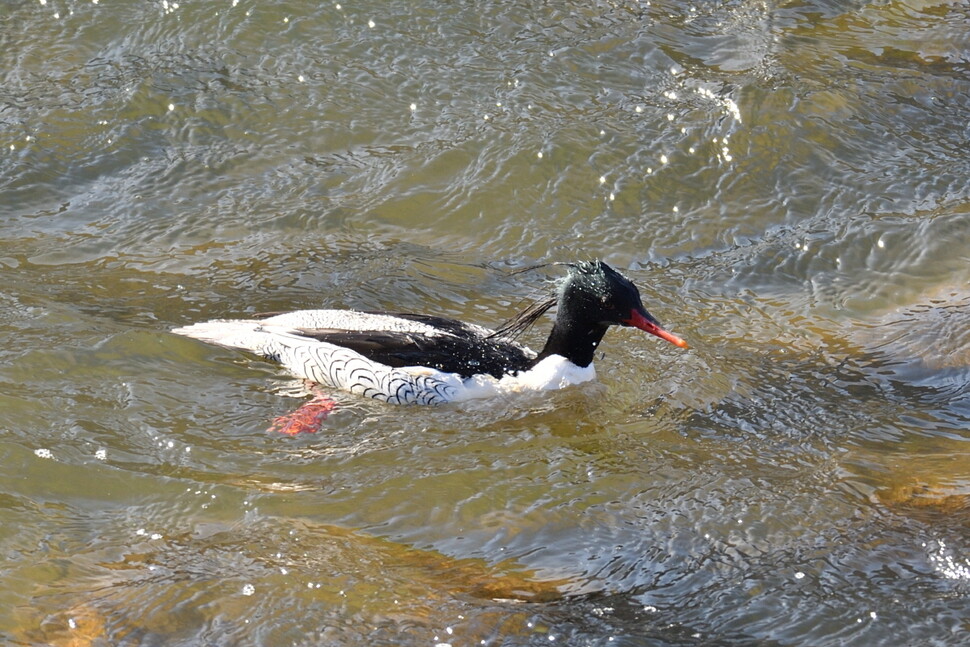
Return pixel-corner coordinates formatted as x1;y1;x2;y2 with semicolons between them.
2;1;969;645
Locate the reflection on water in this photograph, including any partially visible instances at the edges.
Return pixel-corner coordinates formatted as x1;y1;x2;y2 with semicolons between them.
1;0;968;645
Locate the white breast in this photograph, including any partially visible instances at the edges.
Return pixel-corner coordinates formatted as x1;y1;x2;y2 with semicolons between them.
409;355;596;402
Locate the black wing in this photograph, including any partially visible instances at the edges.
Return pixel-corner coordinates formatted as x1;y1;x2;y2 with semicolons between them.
294;322;535;379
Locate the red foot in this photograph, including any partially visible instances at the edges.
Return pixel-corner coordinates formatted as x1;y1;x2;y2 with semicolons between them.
268;394;337;435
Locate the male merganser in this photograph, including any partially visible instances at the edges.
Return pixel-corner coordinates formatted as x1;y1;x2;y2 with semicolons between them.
172;260;688;405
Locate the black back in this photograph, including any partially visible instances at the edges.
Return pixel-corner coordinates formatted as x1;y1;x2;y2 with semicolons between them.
294;312;535;379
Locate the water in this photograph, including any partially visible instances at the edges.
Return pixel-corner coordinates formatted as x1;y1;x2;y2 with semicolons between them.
1;0;968;644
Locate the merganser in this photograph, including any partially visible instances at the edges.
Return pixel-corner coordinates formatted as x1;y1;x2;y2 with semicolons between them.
172;260;688;405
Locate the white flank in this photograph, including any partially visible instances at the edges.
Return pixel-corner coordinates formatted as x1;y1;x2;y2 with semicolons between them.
172;319;455;404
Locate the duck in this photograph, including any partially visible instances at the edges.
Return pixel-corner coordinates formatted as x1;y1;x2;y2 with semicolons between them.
172;260;688;405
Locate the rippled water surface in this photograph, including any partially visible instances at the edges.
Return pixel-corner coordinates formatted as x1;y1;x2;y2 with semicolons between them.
2;0;969;645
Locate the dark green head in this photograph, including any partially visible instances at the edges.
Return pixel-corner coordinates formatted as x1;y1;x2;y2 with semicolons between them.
559;261;688;348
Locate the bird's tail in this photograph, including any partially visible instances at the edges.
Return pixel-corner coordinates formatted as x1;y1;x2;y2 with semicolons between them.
172;320;284;354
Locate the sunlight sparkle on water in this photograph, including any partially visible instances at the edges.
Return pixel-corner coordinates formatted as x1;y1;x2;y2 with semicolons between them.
927;539;970;580
696;87;742;123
